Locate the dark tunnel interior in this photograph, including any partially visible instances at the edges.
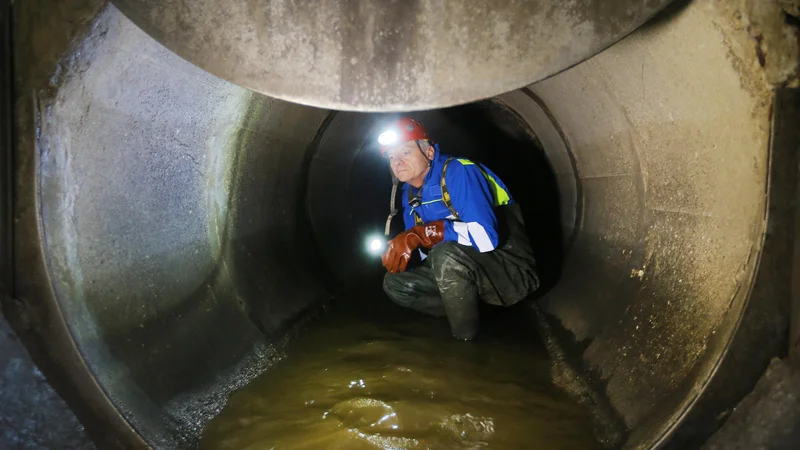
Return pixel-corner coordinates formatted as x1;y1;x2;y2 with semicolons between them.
3;1;799;449
309;103;564;297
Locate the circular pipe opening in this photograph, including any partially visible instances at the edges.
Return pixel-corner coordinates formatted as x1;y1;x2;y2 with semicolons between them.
7;2;793;449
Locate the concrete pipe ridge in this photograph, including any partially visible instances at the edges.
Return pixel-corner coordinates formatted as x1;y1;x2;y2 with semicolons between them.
109;0;675;111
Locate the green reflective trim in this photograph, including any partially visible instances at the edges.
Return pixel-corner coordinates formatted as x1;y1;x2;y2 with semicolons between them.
455;159;510;206
421;199;442;205
484;173;511;206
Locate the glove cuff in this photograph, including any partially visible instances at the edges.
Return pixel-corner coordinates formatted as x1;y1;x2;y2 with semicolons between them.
417;220;445;248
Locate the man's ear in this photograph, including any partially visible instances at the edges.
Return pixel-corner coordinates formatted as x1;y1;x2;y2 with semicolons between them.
426;144;435;160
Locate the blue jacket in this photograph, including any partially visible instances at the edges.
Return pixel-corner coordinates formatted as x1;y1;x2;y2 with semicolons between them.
402;144;513;253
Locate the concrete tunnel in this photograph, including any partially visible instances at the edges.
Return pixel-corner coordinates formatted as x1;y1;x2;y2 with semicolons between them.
2;0;800;448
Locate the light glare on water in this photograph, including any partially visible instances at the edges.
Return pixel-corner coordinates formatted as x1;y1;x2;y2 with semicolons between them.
200;293;601;450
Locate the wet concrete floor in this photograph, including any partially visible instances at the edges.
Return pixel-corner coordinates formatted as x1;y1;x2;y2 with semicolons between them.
200;289;600;449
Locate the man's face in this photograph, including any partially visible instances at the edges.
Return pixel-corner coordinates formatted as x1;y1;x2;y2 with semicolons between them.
385;140;434;186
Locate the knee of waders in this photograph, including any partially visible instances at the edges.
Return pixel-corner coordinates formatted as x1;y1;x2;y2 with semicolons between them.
382;273;416;308
429;241;466;267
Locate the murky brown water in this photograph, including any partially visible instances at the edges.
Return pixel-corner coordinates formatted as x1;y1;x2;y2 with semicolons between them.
200;292;600;450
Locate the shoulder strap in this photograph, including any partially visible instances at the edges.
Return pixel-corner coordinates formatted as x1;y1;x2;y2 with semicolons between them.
407;158;469;225
440;158;461;220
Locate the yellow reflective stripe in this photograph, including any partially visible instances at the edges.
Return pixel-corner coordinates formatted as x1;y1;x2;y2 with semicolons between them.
485;173;511;206
455;159;510;206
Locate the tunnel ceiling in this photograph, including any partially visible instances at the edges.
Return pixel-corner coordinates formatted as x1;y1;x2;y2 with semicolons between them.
110;0;674;111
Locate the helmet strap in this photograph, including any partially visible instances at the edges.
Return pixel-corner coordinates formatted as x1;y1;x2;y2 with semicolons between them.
416;140;433;167
415;140;424;155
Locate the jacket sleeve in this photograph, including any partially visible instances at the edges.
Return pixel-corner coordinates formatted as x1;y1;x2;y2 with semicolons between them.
440;161;499;252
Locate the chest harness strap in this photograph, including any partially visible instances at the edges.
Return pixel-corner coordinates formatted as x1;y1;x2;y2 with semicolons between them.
407;158;461;226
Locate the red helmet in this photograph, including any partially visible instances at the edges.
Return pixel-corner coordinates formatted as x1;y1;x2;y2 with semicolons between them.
378;118;430;156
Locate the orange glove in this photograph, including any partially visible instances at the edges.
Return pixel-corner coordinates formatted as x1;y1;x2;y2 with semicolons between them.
382;221;445;273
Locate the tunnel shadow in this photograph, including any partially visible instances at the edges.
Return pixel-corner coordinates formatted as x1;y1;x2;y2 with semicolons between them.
305;104;565;304
424;101;565;297
91;220;328;413
637;0;692;32
93;246;260;408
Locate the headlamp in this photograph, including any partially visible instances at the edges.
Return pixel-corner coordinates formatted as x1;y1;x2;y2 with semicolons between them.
378;130;398;146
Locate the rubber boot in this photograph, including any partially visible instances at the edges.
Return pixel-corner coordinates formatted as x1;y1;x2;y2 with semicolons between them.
430;242;481;340
440;280;480;340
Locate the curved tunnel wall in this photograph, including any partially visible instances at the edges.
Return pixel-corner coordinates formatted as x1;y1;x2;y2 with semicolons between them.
15;4;335;447
8;0;796;449
529;4;777;447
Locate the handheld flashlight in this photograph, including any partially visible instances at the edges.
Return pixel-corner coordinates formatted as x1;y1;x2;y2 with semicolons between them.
365;234;387;256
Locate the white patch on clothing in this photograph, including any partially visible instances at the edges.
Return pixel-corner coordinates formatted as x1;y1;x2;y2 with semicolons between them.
467;222;495;252
452;222;471;246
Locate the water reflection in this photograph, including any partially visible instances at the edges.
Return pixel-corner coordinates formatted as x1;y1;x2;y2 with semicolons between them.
200;291;600;450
